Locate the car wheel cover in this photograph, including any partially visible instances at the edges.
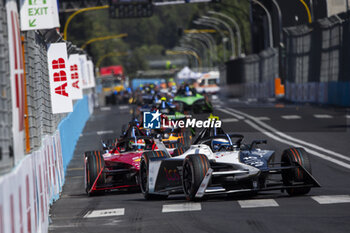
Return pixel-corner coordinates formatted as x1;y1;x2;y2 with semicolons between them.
183;161;194;195
140;160;148;193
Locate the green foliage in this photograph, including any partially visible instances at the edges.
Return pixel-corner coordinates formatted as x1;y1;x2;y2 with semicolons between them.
64;1;251;76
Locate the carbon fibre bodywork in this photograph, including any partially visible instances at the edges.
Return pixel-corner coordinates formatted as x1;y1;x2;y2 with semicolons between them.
141;127;320;199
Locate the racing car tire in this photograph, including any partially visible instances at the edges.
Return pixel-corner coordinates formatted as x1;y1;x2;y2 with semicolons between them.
182;154;210;201
281;148;312;196
85;151;105;196
139;150;169;200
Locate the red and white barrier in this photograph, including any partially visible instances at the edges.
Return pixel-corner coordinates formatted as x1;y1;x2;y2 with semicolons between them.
0;131;64;233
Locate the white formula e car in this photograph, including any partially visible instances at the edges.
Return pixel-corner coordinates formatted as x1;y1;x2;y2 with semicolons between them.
139;125;320;201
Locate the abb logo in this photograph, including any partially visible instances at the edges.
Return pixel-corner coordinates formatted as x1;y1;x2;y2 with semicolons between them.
52;58;68;97
70;64;79;89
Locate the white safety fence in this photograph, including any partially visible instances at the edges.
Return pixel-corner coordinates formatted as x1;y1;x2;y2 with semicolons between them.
0;131;64;233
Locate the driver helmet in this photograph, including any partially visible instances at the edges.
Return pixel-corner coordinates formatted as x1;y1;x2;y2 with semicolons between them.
185;86;192;96
129;139;146;151
212;138;230;151
159;97;170;113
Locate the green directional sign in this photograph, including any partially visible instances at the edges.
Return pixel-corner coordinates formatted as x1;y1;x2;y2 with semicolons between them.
20;0;60;31
29;19;36;27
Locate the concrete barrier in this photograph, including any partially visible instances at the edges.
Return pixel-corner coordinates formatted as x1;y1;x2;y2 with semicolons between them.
0;131;64;233
59;95;91;172
328;81;350;107
0;95;92;233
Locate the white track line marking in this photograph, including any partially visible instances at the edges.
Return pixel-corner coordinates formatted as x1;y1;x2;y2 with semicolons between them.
218;108;245;120
281;115;301;120
221;118;239;123
313;114;333;119
254;117;270;121
100;107;111;111
244;119;350;169
247;98;258;102
119;105;129;110
162;203;201;213
222;107;350;165
84;208;125;218
238;199;279;208
97;130;114;135
311;195;350;204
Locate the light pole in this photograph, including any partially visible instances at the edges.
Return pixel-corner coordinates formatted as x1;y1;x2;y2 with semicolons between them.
200;32;218;61
179;41;206;68
208;11;243;57
271;0;284;80
174;46;202;69
81;33;128;49
201;16;236;59
96;52;128;68
173;47;195;67
184;35;213;67
298;0;312;23
63;5;109;40
182;37;209;67
193;20;227;62
251;0;273;48
170;48;202;69
188;33;217;65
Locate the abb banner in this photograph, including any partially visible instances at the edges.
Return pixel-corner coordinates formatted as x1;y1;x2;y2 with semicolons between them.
87;60;96;88
47;43;73;114
68;54;83;100
78;55;96;89
78;54;89;89
0;131;64;233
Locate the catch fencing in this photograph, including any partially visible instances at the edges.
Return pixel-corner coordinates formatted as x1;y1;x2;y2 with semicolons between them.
222;12;350;107
0;0;12;173
24;31;67;153
0;1;95;233
222;47;278;98
283;13;350;106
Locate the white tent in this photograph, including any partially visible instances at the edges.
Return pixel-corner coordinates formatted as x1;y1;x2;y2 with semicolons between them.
176;66;202;80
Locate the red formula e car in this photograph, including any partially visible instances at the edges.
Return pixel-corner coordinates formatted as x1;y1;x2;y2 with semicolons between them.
84;122;186;196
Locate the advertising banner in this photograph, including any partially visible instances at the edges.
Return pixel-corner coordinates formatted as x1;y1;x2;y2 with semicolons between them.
68;54;83;100
47;43;73;114
87;60;96;88
79;55;89;89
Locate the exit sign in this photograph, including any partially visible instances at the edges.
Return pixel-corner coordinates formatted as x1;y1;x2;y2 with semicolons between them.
20;0;60;31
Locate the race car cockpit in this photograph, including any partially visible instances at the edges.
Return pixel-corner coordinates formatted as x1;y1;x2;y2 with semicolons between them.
193;122;244;152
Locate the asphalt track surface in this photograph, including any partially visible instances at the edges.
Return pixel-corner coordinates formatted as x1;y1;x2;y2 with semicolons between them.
49;98;350;233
